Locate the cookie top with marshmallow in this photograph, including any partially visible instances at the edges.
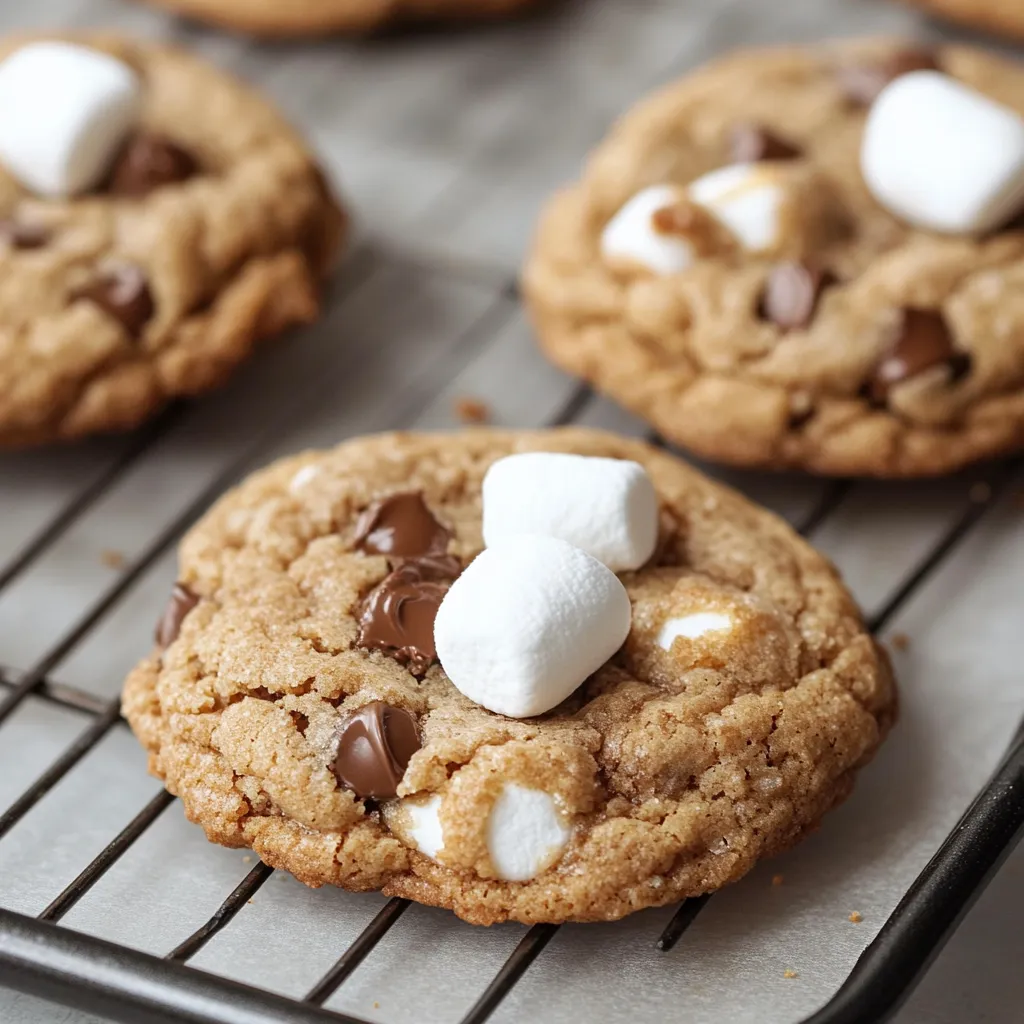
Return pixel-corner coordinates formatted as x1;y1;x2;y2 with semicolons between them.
524;39;1024;478
0;33;344;448
123;428;894;927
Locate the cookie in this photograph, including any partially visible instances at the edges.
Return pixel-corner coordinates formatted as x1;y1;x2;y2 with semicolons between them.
122;428;895;926
0;34;344;449
137;0;545;38
905;0;1024;41
523;41;1024;478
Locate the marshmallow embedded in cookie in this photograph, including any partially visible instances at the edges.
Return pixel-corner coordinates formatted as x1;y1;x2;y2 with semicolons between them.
405;795;445;859
861;70;1024;234
656;611;733;649
687;163;787;253
482;452;658;572
486;783;570;881
434;535;632;719
600;184;696;274
0;42;141;197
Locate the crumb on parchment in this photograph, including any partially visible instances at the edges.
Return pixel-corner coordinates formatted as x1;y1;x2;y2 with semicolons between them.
454;397;491;424
772;874;784;886
849;911;863;923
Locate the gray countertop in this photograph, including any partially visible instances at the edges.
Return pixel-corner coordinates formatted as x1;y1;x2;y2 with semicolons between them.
0;1;1022;1022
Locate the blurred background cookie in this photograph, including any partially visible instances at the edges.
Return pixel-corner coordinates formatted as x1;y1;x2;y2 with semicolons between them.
0;34;344;448
904;0;1024;42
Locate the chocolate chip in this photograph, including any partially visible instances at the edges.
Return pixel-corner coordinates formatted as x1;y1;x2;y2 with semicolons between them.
868;309;970;404
108;132;197;197
0;219;49;250
332;702;421;800
354;492;451;559
837;48;939;107
155;583;199;649
356;558;458;676
759;263;838;331
73;265;154;336
729;123;802;163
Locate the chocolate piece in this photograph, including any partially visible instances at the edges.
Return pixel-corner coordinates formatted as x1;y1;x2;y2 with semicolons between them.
356;559;457;676
868;309;970;403
0;219;49;250
332;701;421;801
759;262;837;330
73;265;154;336
155;583;200;649
108;132;197;197
729;123;802;163
354;492;451;559
837;48;939;107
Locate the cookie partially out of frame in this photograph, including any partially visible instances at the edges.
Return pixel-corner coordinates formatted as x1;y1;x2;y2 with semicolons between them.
138;0;545;37
523;40;1024;477
123;428;894;926
905;0;1024;41
0;34;344;448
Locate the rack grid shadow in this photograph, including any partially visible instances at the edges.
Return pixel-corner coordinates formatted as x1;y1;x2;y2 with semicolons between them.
0;384;1022;1024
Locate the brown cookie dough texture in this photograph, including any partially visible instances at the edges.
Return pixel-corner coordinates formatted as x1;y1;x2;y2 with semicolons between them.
138;0;545;37
122;429;895;925
0;34;344;448
523;41;1024;477
906;0;1024;41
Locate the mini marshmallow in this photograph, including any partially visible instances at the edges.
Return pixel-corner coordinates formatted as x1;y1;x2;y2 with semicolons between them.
482;452;658;572
0;42;141;197
600;184;694;275
405;795;445;859
688;163;785;252
289;465;319;493
434;535;632;719
656;611;733;650
486;783;570;881
861;70;1024;234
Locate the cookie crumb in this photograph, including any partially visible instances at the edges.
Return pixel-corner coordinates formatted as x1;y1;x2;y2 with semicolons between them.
783;969;798;979
242;855;253;864
454;397;491;425
889;633;910;652
373;1002;380;1010
969;482;992;503
771;874;784;886
849;911;863;923
100;549;126;570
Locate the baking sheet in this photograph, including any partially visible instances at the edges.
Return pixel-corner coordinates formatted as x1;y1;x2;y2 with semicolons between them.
1;1;1022;1022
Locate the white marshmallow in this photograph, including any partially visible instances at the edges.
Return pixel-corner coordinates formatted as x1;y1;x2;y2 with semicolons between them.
656;612;732;650
434;535;632;719
600;184;694;275
288;465;319;493
486;784;570;881
405;795;445;859
861;70;1024;234
482;452;658;572
688;163;785;252
0;42;141;197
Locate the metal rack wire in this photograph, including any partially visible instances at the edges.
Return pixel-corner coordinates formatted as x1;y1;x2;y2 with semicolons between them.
0;363;1022;1024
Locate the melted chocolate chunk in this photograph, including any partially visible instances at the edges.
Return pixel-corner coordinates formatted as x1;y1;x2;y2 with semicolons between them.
356;559;456;676
837;48;939;107
0;219;49;250
72;265;154;336
759;262;837;331
332;702;421;801
108;132;197;197
155;583;199;649
354;492;451;559
868;309;970;404
729;123;802;163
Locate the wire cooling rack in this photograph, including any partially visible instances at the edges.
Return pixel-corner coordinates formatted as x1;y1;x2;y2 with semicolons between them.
2;1;1024;1023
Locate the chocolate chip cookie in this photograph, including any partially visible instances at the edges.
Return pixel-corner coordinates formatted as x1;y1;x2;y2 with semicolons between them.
136;0;545;38
523;40;1024;477
122;429;894;925
0;34;344;448
905;0;1024;41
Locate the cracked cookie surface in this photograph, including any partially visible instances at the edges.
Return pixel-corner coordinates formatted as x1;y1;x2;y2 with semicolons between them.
122;428;895;925
523;40;1024;477
136;0;546;37
0;33;344;448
